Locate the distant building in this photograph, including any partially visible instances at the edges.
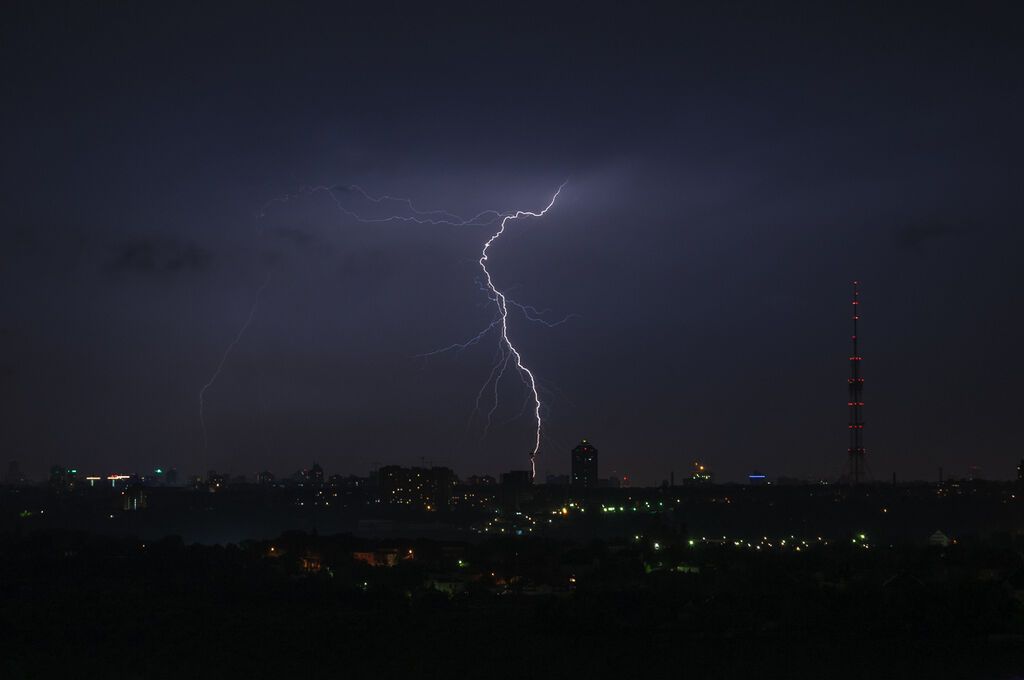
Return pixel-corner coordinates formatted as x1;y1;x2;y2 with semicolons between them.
352;548;412;568
378;466;456;509
300;552;322;573
570;440;598;490
122;482;147;511
466;475;497;486
429;467;456;508
207;470;226;493
304;463;325;485
257;470;276;485
689;461;713;484
500;470;533;512
545;474;570;486
1017;459;1023;482
49;466;78;493
328;474;366;490
501;470;532;488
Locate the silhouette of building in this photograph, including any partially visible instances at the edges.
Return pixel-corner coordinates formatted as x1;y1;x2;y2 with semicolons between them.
328;474;366;490
378;466;456;508
148;466;178;486
500;470;533;512
571;440;598;489
49;466;77;493
428;467;456;509
207;470;226;493
304;463;324;485
122;482;147;511
500;470;532;488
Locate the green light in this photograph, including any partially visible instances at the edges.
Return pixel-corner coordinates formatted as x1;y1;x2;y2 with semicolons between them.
155;468;163;474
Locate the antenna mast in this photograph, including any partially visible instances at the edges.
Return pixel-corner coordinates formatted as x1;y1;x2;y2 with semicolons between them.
848;281;866;484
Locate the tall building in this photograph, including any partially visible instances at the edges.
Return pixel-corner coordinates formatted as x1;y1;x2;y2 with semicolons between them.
848;281;866;484
571;440;598;489
428;466;456;508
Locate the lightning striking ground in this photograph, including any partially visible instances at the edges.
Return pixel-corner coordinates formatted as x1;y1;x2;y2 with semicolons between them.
217;182;566;474
475;184;564;477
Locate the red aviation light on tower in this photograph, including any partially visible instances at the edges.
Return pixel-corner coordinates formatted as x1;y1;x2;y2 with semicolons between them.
847;281;866;484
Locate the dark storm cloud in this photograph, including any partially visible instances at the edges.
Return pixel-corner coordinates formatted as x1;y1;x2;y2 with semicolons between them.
269;226;316;247
0;327;12;382
104;238;212;275
893;221;963;252
1;2;1022;483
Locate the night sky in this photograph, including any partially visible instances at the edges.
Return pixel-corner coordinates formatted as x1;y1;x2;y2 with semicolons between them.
2;2;1022;484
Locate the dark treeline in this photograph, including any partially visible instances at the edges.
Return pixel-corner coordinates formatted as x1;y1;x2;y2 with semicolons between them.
2;530;1023;678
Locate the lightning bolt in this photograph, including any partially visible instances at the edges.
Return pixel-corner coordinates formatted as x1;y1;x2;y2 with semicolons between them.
476;183;565;477
199;273;271;450
233;181;567;475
